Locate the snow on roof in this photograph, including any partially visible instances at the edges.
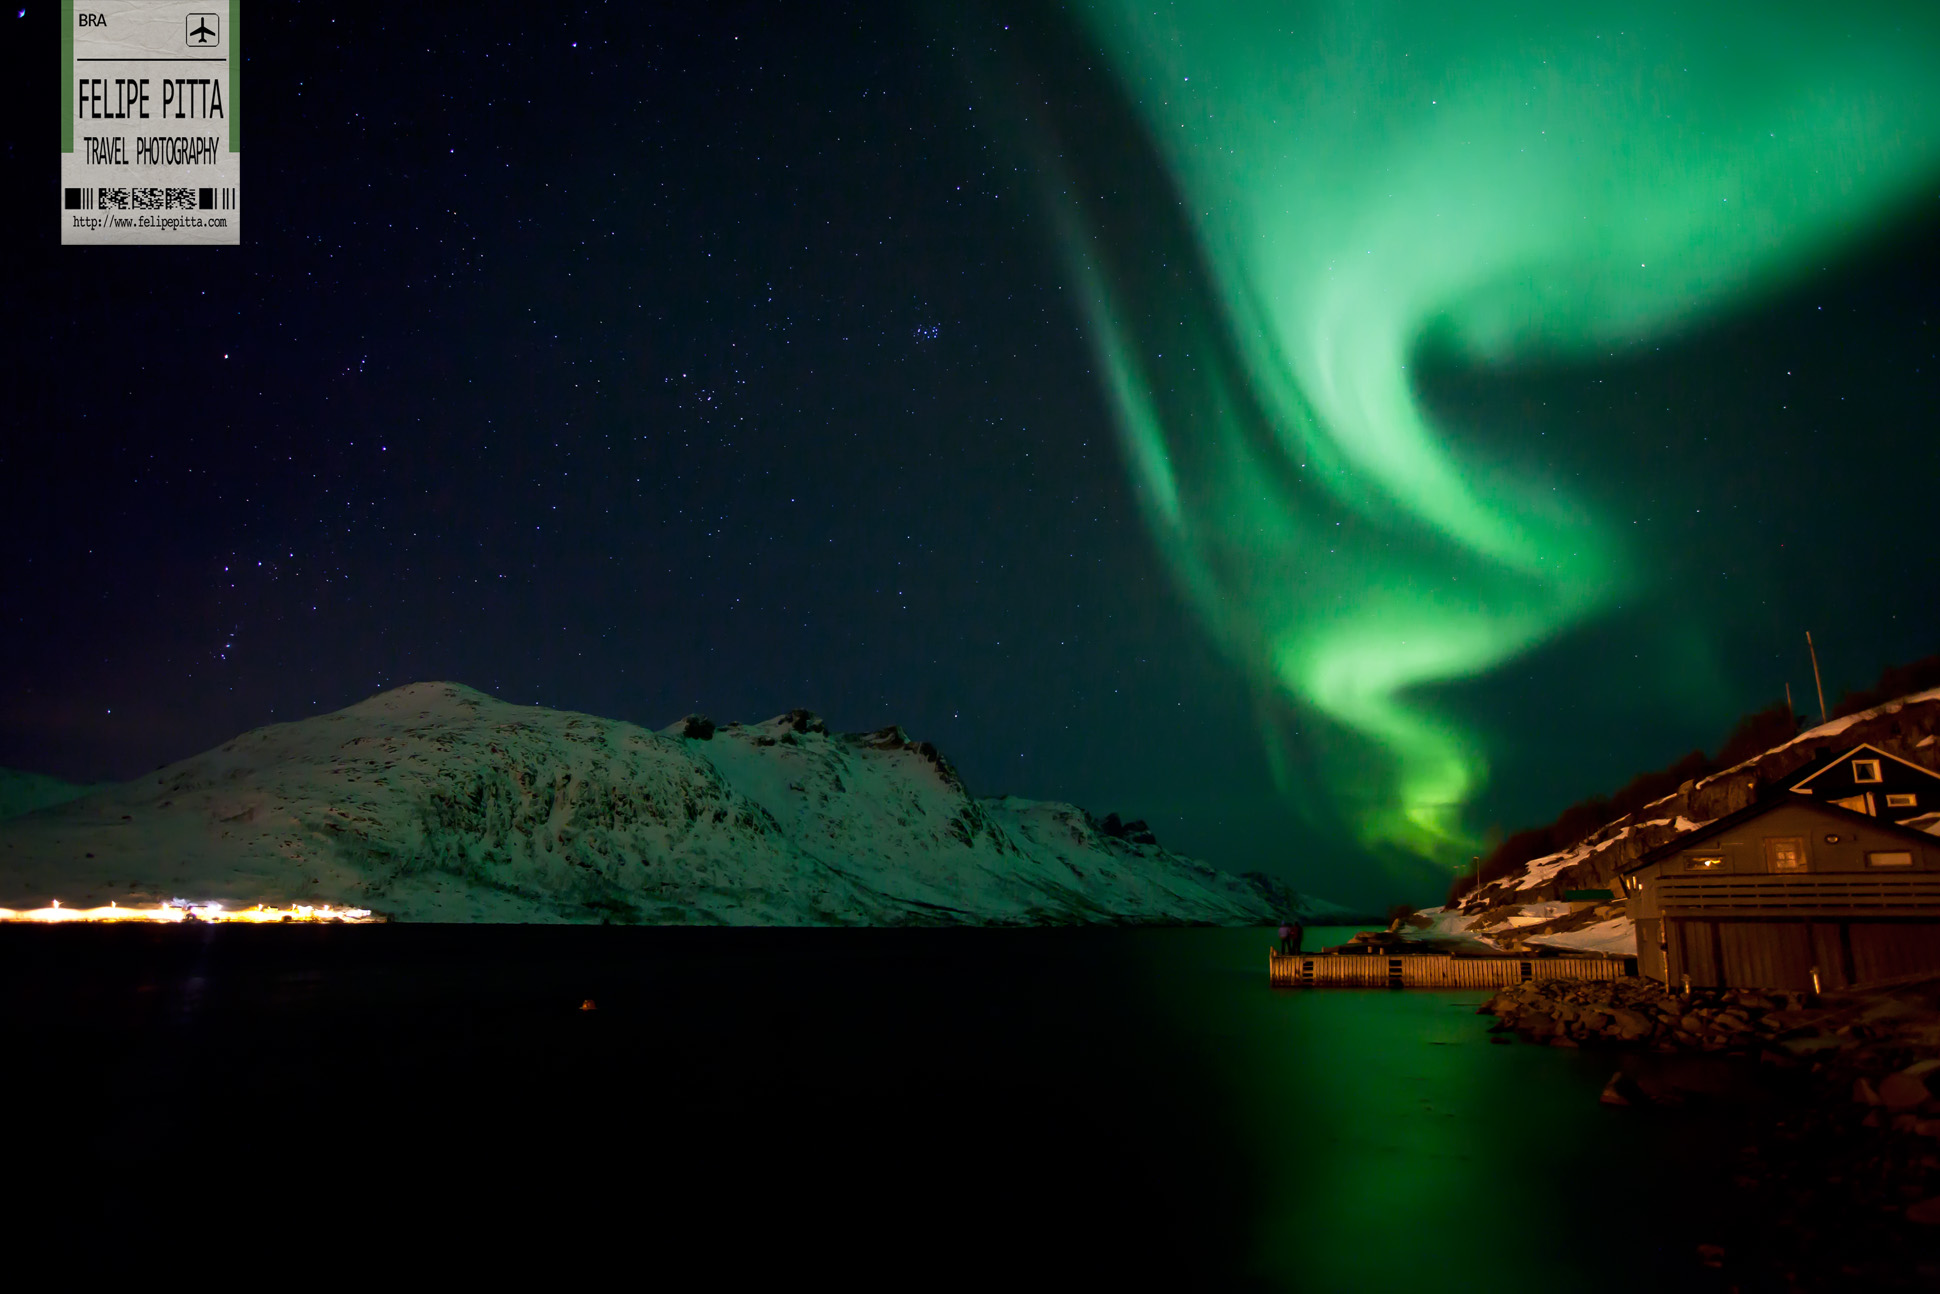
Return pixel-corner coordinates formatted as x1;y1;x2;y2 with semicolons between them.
1900;810;1940;837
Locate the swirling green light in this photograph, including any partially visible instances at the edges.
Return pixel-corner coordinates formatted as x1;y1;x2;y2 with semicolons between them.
1049;2;1940;863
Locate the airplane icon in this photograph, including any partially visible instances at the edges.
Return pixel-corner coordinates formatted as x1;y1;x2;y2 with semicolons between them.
186;14;218;46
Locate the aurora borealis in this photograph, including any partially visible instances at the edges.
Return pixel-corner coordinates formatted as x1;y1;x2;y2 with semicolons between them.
1025;2;1940;862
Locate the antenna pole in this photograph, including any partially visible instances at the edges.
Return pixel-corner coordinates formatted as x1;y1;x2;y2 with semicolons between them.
1806;631;1827;725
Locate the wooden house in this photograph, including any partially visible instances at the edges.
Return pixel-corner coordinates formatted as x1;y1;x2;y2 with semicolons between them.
1783;742;1940;822
1621;796;1940;991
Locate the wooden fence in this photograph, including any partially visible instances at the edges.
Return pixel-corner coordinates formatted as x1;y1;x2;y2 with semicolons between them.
1268;949;1634;989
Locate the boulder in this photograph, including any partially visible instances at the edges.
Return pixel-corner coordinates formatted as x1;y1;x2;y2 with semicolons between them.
1881;1071;1932;1112
1609;1009;1654;1041
1854;1077;1883;1106
1907;1196;1940;1226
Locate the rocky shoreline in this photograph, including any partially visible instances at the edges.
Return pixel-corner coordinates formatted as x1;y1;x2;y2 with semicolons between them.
1482;976;1940;1289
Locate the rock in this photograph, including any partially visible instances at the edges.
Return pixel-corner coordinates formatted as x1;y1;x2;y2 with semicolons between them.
1489;1036;1513;1046
1583;1011;1611;1033
783;709;827;735
1609;1008;1654;1041
1854;1077;1882;1106
1908;1197;1940;1226
1550;1036;1579;1048
1714;1011;1751;1032
1600;1072;1631;1105
1880;1071;1931;1111
1521;1012;1556;1039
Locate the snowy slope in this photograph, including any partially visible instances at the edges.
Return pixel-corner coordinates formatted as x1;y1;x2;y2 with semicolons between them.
0;683;1335;926
0;769;113;822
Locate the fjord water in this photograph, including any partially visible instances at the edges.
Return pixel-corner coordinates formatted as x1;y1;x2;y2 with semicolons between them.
5;924;1714;1284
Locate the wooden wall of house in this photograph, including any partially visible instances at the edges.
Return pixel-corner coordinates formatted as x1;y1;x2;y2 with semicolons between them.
1662;916;1940;990
1852;923;1940;984
1631;800;1940;887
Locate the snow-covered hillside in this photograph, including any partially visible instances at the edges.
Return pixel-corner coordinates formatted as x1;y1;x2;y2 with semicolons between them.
0;682;1339;926
0;769;110;822
1446;687;1940;951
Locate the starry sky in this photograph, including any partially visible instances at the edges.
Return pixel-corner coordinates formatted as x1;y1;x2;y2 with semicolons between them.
7;2;1940;911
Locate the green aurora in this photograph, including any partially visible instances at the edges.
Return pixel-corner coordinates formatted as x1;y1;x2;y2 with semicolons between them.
1021;3;1940;865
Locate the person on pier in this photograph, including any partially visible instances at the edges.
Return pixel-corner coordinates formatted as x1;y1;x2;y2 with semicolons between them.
1278;921;1302;955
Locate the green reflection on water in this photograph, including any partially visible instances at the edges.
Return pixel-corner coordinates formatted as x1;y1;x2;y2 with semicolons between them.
1133;927;1705;1292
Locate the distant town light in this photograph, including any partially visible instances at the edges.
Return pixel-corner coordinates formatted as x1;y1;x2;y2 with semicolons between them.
0;900;376;924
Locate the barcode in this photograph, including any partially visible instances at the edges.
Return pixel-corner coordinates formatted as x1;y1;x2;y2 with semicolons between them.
64;187;236;211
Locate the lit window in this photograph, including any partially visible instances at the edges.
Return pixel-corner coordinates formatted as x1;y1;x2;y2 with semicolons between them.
1886;794;1918;808
1764;837;1806;872
1868;851;1914;868
1687;854;1725;871
1852;759;1883;784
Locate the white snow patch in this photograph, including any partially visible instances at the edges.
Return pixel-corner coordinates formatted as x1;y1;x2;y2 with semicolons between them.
1510;817;1688;891
1902;811;1940;837
1527;916;1637;956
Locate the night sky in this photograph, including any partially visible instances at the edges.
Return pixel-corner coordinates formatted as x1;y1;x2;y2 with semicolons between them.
7;2;1940;912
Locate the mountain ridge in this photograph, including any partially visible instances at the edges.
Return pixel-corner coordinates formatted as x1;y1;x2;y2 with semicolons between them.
0;682;1343;926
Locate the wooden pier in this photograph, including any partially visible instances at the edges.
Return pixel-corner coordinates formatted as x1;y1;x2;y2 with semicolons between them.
1269;949;1634;989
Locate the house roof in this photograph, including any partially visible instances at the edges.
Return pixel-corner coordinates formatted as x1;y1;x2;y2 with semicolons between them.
1622;794;1940;875
1787;742;1940;793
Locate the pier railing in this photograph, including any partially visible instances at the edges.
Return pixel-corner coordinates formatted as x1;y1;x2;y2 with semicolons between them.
1268;950;1633;989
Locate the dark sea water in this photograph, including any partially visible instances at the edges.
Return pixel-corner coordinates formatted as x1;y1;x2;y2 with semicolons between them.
4;924;1730;1285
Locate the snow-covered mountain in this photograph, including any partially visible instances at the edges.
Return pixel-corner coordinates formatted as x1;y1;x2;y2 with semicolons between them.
0;769;106;821
0;682;1340;926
